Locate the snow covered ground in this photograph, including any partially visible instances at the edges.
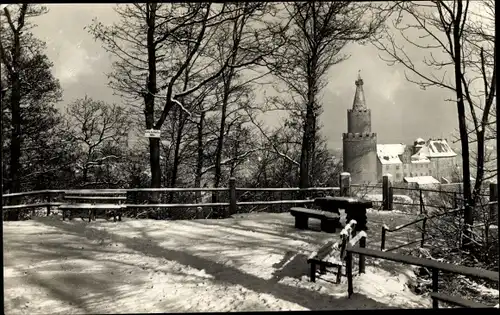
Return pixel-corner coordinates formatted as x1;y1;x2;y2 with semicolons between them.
4;211;432;314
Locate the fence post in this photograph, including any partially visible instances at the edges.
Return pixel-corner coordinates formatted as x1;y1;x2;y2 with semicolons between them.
359;237;366;274
381;225;386;251
489;182;498;223
432;268;439;309
382;174;393;210
346;250;354;298
421;217;427;248
229;177;237;217
419;189;424;215
46;192;51;216
126;190;137;218
340;172;351;197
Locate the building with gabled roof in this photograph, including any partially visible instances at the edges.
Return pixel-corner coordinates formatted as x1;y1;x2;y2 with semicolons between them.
376;138;459;183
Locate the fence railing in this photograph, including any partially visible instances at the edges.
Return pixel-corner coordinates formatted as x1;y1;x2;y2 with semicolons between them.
1;179;342;218
346;245;499;308
2;173;498;221
380;208;464;252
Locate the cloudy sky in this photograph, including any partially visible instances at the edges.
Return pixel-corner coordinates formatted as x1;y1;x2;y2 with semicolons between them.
29;4;459;149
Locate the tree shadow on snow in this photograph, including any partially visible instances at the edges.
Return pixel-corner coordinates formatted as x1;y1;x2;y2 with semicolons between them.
19;217;401;311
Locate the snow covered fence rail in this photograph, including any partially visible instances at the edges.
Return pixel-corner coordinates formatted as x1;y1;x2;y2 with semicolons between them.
308;220;367;283
345;245;499;308
381;208;464;252
392;186;492;214
2;190;65;218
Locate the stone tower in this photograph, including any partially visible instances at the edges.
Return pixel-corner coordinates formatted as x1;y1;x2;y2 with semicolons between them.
342;72;378;184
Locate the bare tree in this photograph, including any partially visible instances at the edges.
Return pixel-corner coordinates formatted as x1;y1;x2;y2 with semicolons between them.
65;97;130;187
371;0;496;248
263;2;386;194
88;4;261;202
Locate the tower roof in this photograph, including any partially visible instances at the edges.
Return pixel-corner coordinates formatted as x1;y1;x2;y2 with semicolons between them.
352;70;367;110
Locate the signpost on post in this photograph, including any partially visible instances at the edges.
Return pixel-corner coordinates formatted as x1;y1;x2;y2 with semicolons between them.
144;129;161;138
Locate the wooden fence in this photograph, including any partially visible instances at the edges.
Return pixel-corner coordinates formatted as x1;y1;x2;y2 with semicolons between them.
2;174;498;220
1;178;341;218
346;245;499;308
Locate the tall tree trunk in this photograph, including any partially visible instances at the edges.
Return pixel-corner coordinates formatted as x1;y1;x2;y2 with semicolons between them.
212;74;233;217
195;111;205;203
6;5;28;221
299;114;310;190
229;124;241;178
310;112;317;186
299;59;318;198
452;1;473;249
168;110;186;202
8;72;22;221
144;4;160;218
473;129;485;201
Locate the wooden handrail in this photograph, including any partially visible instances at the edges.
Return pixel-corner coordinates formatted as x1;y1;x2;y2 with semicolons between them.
3;202;63;210
2;190;65;198
393;186;490;197
347;246;499;281
236;187;339;192
383;208;462;233
346;245;498;308
125;202;231;208
381;208;463;251
2;186;342;198
430;292;489;308
63;196;127;200
237;200;313;206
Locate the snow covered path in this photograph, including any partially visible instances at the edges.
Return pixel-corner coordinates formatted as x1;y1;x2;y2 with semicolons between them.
4;211;430;314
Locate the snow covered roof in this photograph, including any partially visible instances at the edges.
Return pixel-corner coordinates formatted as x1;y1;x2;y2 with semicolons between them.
427;139;457;158
411;139;456;160
411;145;430;163
404;176;440;185
377;144;405;164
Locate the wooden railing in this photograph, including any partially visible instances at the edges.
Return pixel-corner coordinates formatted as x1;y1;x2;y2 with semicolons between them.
380;208;464;252
390;185;494;213
346;245;499;308
1;180;341;218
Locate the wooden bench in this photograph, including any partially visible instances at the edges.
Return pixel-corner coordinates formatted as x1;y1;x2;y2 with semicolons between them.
61;191;127;222
307;220;360;283
61;203;126;222
290;207;340;233
307;239;346;283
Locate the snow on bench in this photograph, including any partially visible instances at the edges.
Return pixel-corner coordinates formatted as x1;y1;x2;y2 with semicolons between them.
307;220;364;283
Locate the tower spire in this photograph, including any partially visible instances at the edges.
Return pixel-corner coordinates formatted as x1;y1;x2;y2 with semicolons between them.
352;70;366;110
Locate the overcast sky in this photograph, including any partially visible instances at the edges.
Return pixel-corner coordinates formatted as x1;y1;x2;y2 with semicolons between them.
30;4;459;150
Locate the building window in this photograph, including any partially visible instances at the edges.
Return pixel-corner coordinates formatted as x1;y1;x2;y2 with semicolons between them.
429;169;432;175
396;165;400;170
396;173;401;179
386;165;389;171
